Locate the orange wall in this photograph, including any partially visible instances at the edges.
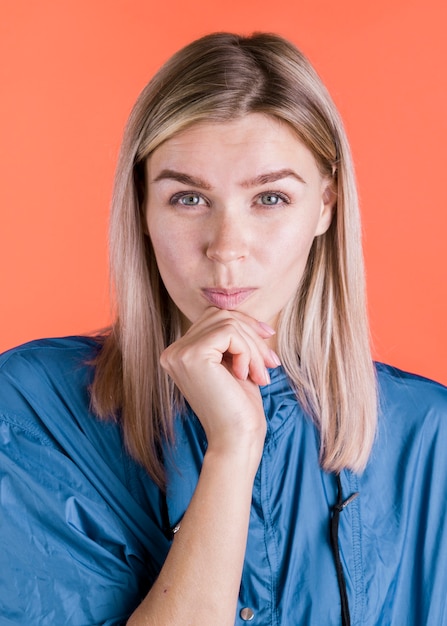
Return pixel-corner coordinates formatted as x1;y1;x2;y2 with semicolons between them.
1;0;446;385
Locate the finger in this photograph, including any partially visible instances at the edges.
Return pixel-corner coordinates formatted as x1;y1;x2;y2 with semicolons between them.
190;307;277;341
222;324;272;386
198;312;281;381
163;309;280;387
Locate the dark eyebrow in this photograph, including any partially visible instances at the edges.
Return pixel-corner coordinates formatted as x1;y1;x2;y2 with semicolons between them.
152;169;213;190
151;167;306;190
240;168;306;187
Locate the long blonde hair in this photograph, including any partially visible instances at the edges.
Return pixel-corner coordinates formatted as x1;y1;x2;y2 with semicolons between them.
91;32;377;487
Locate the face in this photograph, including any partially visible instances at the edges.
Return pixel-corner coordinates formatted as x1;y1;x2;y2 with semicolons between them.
145;113;334;333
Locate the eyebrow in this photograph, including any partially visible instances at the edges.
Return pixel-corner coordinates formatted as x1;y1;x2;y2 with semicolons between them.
152;169;212;190
240;168;306;187
151;168;306;189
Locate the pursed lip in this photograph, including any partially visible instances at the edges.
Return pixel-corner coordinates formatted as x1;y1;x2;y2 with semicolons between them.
201;287;256;309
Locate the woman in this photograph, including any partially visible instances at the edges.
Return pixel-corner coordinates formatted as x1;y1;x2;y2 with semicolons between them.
0;32;446;626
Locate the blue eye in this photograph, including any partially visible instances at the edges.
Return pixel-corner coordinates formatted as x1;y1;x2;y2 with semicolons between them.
170;192;207;207
257;192;289;206
262;194;280;205
179;193;201;205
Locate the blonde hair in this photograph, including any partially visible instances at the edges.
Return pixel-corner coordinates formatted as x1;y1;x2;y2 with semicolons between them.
91;32;377;487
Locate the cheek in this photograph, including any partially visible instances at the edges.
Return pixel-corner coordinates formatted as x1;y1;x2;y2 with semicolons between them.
272;221;318;260
266;222;319;288
147;222;171;272
148;222;195;281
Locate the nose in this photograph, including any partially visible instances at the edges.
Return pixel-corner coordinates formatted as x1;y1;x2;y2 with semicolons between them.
205;211;249;264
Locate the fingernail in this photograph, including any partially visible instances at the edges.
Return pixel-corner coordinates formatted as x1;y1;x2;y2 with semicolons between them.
258;321;276;336
264;369;271;385
270;350;281;366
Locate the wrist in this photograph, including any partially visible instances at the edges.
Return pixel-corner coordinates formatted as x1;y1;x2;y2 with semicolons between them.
204;440;264;482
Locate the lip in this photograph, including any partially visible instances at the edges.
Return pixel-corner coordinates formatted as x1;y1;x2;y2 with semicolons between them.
201;287;256;309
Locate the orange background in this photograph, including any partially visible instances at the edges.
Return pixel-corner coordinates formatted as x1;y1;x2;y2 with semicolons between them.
1;0;446;385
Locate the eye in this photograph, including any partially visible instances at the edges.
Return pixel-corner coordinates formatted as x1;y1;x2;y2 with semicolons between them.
170;192;208;207
255;192;289;206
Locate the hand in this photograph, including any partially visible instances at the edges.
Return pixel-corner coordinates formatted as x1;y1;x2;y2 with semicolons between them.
160;308;281;463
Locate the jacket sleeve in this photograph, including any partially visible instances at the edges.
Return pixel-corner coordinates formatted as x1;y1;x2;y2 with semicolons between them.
0;340;171;625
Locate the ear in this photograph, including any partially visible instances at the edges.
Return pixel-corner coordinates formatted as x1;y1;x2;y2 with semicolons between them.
315;179;336;236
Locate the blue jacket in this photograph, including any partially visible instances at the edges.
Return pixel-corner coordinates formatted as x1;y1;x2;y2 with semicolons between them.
0;336;446;625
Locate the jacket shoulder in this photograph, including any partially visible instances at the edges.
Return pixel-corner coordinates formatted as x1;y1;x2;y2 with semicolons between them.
0;336;102;443
375;362;447;412
0;335;101;375
373;362;447;454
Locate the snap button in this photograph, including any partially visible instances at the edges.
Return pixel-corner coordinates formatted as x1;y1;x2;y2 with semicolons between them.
240;607;255;621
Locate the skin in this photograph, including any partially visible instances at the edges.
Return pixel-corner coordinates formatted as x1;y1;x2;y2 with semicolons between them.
146;113;333;345
128;113;334;625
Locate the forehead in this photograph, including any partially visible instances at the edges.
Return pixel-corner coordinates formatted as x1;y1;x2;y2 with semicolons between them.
147;113;321;179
